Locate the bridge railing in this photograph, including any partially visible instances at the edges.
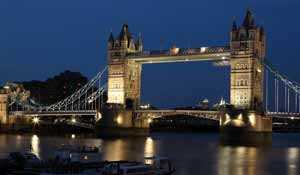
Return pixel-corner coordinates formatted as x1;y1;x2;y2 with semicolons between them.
126;46;230;58
134;109;220;121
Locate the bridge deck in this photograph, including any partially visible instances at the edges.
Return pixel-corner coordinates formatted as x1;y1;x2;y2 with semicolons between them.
134;109;220;121
126;47;231;64
134;109;219;114
9;110;97;117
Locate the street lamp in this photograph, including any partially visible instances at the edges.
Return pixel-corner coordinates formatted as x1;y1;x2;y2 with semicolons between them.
32;117;39;125
71;118;76;123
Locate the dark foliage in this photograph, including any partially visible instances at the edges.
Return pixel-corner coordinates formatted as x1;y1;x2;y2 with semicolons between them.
21;70;88;105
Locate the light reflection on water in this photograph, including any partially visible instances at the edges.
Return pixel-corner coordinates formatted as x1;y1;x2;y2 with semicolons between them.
217;146;262;175
31;134;40;158
287;147;299;175
144;137;155;158
0;133;300;175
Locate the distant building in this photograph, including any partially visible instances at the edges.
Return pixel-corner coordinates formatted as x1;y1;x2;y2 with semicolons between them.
212;97;229;110
197;98;210;110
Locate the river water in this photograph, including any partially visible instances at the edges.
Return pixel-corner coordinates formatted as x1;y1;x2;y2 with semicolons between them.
0;133;300;175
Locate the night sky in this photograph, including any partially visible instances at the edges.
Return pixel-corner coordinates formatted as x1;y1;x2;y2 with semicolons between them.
1;0;300;108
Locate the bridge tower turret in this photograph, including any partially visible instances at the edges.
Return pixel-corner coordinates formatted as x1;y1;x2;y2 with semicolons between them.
107;24;143;108
230;10;266;111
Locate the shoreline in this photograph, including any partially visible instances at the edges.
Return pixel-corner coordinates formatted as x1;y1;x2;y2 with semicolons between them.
1;126;300;137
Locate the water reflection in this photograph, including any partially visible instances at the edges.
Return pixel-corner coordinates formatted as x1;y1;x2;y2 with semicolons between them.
101;137;156;162
31;134;40;158
144;137;155;158
16;134;22;148
218;146;261;175
102;139;126;161
1;133;300;175
287;147;299;175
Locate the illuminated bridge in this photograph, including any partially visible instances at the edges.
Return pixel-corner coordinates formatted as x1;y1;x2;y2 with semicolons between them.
1;10;300;133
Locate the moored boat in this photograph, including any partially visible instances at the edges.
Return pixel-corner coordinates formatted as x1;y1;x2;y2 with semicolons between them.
53;144;102;164
102;157;175;175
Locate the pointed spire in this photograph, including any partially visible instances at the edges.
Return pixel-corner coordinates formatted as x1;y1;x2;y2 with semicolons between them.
243;9;255;28
232;19;238;31
260;26;265;35
136;33;143;46
119;24;131;41
135;33;143;52
108;30;114;43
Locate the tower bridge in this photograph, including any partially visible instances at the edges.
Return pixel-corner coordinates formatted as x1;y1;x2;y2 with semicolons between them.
1;10;300;135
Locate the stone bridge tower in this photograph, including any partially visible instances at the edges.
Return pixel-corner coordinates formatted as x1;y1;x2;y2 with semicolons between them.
230;10;265;112
0;89;9;125
221;10;272;133
107;24;143;109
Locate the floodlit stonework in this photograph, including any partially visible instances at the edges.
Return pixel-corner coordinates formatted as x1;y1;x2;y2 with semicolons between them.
0;90;8;124
230;10;265;111
107;24;142;108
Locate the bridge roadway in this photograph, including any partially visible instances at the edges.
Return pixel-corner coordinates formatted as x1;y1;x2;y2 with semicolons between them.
267;112;300;119
134;110;300;121
126;46;231;64
8;109;300;120
134;109;220;121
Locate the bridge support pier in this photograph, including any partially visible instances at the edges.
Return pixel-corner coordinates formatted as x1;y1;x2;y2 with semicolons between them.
219;110;272;146
96;104;149;137
220;111;272;132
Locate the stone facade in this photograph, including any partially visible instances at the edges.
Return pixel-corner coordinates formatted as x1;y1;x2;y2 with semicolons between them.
0;90;8;124
104;10;272;134
107;24;142;108
230;10;266;111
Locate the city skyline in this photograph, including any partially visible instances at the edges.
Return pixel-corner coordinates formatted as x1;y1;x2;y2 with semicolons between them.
1;0;300;107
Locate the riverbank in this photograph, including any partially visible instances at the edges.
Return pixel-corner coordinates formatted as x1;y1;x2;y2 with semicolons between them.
2;123;300;136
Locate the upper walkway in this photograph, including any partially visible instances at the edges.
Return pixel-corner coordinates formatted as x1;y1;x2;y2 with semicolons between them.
126;46;231;64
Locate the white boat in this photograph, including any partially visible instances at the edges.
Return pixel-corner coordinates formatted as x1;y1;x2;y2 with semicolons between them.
54;144;102;164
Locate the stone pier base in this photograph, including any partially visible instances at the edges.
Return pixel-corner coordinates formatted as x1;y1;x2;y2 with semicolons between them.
96;104;150;137
220;111;272;146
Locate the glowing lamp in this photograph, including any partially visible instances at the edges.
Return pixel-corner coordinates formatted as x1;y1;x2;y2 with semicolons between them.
237;114;243;120
257;68;262;73
32;117;39;124
71;118;76;123
248;114;256;126
116;116;123;124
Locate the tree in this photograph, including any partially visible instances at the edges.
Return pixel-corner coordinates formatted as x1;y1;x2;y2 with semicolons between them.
21;70;88;105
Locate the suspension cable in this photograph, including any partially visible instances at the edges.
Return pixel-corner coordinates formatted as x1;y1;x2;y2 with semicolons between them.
288;88;290;113
277;79;279;112
275;78;277;112
265;68;268;112
285;84;287;112
295;92;297;113
299;95;300;113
